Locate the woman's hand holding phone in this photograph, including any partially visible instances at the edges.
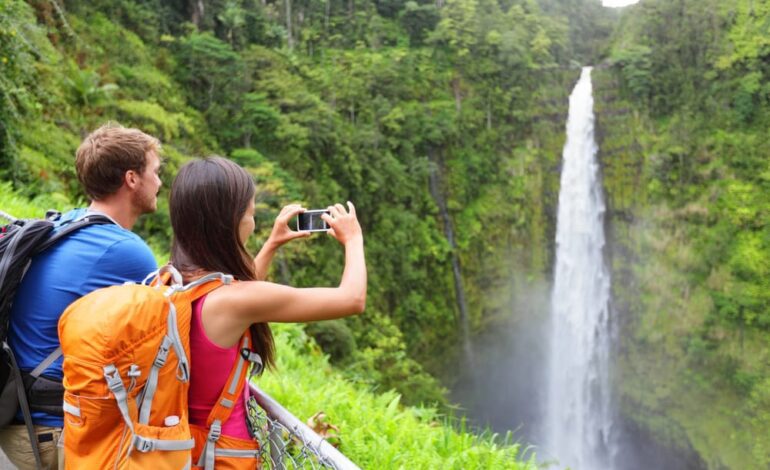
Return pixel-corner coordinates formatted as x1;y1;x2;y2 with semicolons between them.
267;204;311;248
322;202;363;246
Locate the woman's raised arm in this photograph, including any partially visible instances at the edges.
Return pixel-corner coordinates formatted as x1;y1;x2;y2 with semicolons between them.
205;202;366;340
253;204;310;281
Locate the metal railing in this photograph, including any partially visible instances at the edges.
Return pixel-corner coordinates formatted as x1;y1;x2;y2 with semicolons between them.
0;209;18;223
249;383;360;470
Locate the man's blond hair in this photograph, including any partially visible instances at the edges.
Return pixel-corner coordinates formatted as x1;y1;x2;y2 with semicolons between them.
75;123;160;200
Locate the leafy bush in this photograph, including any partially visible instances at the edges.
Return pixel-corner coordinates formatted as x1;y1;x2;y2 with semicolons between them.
260;324;536;469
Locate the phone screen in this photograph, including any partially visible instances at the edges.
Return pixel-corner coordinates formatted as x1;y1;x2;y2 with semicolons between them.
297;211;329;232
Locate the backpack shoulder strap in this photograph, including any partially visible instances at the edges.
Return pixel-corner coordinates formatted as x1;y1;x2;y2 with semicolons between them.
0;220;54;296
170;272;235;316
37;213;114;253
205;332;253;429
196;331;256;469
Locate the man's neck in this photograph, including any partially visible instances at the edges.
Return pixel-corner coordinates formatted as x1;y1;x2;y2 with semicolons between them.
88;200;138;230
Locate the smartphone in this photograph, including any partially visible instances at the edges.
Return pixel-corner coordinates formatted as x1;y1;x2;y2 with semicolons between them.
297;210;330;232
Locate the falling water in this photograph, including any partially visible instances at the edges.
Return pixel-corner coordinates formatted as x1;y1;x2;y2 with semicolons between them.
544;67;615;470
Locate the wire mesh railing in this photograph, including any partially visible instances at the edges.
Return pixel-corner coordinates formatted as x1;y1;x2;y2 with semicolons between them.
249;383;360;470
1;209;361;470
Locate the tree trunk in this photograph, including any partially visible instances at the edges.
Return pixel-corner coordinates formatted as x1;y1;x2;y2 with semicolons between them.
325;0;331;32
486;98;492;129
190;0;204;28
285;0;294;49
452;77;462;113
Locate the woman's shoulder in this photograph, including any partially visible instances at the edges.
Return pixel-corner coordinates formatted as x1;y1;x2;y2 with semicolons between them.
205;279;291;316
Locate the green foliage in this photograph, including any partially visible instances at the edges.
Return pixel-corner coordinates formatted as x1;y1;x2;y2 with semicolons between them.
598;0;770;464
261;324;537;468
68;12;154;66
173;32;245;113
64;66;118;108
14;121;83;200
67;0;168;41
400;2;440;46
610;44;652;103
0;182;59;219
747;376;770;466
113;64;174;99
714;1;770;124
538;0;616;64
0;0;42;181
114;100;193;140
305;320;358;363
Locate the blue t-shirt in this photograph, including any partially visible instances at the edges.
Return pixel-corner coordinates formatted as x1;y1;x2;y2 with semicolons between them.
9;209;157;426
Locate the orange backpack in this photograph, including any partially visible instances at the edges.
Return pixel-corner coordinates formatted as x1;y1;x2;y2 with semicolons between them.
58;267;232;469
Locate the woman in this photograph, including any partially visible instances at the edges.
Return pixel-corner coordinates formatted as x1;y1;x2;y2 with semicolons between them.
169;156;366;468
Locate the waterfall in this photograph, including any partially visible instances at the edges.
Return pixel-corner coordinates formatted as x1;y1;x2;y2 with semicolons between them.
544;67;615;469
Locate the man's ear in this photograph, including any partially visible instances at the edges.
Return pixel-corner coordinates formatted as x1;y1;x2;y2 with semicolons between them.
124;170;139;190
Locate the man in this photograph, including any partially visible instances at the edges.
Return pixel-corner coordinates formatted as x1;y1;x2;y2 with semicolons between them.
0;123;162;469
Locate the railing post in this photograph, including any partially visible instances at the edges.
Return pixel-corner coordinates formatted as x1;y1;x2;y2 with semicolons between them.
268;423;286;470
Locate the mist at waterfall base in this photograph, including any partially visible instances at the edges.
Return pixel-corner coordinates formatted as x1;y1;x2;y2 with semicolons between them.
451;326;704;470
450;68;706;470
450;280;550;449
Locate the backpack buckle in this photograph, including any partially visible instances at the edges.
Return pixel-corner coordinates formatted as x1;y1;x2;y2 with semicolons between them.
153;339;172;368
207;422;222;442
103;365;123;392
134;436;155;453
241;349;263;376
45;210;61;222
154;350;169;368
127;364;141;378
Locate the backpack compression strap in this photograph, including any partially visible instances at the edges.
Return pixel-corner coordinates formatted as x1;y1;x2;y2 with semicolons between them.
197;332;262;470
29;347;61;379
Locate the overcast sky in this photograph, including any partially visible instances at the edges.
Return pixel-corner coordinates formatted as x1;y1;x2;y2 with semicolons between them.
602;0;640;7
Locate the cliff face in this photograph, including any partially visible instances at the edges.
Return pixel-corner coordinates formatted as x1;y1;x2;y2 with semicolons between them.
593;64;770;469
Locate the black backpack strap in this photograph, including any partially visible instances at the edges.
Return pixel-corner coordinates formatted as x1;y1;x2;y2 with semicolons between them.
0;221;54;297
3;341;44;470
35;214;114;254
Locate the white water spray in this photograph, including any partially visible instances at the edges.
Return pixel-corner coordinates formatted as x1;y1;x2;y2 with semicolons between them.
544;67;615;470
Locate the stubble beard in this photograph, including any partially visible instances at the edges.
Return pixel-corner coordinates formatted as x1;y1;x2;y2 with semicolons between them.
133;188;157;215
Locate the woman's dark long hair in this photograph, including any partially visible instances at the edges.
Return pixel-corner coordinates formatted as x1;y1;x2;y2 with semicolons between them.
170;156;275;370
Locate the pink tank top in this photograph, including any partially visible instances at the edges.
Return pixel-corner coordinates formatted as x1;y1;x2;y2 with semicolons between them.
189;295;251;440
